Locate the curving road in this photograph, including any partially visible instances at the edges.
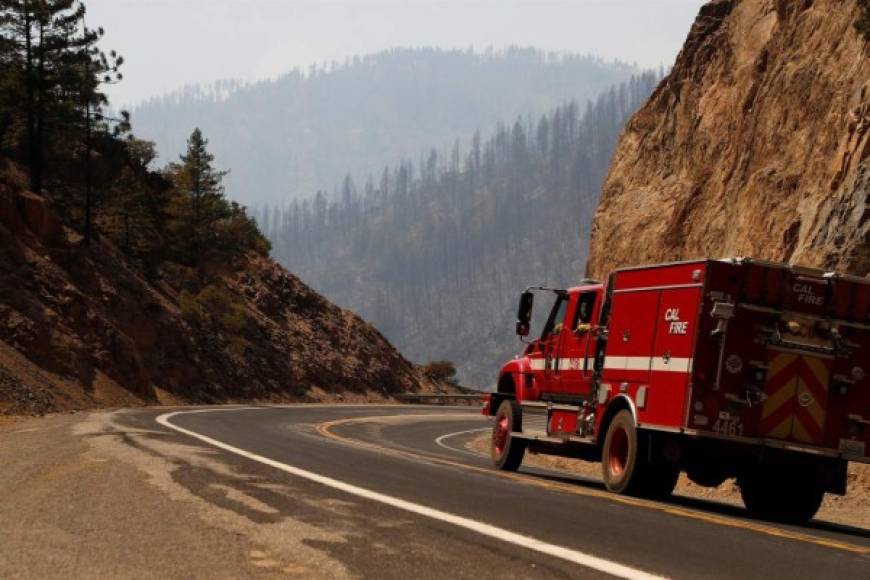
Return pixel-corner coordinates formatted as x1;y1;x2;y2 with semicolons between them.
97;404;870;580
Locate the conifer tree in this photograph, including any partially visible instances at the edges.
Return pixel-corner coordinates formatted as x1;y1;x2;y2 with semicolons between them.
101;138;165;255
1;0;41;187
170;128;229;262
0;0;123;200
75;13;125;244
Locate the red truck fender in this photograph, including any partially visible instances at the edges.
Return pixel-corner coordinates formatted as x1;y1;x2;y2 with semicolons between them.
499;359;535;399
483;359;533;416
596;394;639;444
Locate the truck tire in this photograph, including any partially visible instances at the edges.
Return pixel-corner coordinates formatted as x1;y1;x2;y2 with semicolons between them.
642;462;681;499
601;410;678;499
738;465;824;523
491;400;526;471
602;410;643;494
686;465;729;489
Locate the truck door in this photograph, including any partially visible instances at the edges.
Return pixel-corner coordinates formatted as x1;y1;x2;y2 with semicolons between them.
649;287;702;426
556;291;600;398
529;294;569;394
602;290;659;385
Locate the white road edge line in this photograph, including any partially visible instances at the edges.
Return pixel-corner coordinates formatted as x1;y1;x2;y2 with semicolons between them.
156;409;666;580
434;427;491;457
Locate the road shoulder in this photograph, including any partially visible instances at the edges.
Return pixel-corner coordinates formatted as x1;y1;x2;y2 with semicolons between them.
0;411;351;579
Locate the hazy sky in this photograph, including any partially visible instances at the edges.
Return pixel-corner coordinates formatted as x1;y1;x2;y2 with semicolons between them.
87;0;706;107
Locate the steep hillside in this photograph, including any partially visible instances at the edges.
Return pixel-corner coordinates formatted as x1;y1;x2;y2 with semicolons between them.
273;74;660;388
0;163;439;415
131;48;639;206
588;0;869;278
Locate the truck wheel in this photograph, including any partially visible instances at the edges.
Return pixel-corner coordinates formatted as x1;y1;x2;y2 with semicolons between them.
686;465;729;489
601;410;678;498
491;400;526;471
738;465;824;523
602;410;642;494
642;463;680;499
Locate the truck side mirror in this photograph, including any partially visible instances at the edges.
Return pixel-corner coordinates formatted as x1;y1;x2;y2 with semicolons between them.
516;291;534;336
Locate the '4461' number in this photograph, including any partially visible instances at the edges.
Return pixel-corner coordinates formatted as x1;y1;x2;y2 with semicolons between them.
712;418;744;437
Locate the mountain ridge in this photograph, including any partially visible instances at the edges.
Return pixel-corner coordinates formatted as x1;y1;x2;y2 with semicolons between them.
130;47;641;206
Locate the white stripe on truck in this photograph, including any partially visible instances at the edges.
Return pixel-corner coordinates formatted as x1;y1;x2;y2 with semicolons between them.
605;356;693;373
528;356;692;374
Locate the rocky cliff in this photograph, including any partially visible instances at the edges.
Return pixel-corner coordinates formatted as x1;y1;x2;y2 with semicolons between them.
0;161;442;414
587;0;869;278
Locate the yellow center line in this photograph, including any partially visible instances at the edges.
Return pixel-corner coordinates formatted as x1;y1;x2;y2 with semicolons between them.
314;415;870;556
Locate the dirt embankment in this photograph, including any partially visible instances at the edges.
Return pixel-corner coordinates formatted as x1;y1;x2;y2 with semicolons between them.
587;0;869;278
0;165;447;415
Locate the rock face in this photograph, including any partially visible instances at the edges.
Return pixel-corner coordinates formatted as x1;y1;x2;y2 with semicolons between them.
587;0;869;279
0;164;440;414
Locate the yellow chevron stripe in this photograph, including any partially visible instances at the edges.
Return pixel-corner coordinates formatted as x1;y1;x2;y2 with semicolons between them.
802;356;830;393
767;352;797;379
792;417;813;443
797;378;826;427
762;377;796;419
767;414;793;439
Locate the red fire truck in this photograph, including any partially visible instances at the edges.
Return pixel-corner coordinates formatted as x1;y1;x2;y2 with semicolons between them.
483;259;870;522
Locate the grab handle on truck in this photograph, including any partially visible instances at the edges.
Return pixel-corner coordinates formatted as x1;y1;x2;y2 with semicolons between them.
710;301;735;339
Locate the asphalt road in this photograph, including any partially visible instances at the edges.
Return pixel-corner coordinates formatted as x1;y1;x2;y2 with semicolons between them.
106;405;870;580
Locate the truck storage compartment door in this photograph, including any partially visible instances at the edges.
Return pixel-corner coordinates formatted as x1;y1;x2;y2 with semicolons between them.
648;287;702;427
760;350;833;445
602;291;659;384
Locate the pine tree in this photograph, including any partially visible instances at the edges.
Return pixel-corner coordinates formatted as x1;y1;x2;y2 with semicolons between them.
74;13;125;244
170;128;229;262
0;1;123;203
1;1;41;188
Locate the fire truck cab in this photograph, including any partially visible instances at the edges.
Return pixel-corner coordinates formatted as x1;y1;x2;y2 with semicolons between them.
483;259;870;522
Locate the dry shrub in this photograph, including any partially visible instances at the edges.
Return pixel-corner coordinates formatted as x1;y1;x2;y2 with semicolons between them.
180;284;251;337
422;360;457;383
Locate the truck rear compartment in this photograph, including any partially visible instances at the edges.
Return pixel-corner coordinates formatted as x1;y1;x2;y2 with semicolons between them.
688;260;870;463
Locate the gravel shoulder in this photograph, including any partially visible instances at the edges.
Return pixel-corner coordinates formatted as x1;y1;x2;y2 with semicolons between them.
0;411;351;580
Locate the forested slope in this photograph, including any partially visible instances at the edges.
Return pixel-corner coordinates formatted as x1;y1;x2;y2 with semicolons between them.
269;73;660;387
0;1;447;414
131;48;641;206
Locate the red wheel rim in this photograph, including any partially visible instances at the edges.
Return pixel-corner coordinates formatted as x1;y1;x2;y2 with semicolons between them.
608;426;629;477
493;415;509;456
